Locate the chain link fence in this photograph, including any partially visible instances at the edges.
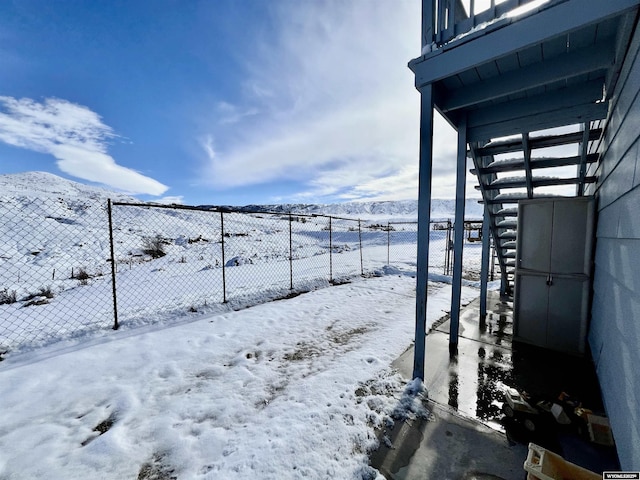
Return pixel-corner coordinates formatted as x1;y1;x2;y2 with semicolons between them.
0;200;490;356
0;197;115;351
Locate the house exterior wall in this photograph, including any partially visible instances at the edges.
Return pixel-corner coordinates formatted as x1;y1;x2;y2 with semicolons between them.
588;20;640;470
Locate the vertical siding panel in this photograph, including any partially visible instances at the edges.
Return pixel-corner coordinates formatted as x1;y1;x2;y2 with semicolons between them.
591;18;640;471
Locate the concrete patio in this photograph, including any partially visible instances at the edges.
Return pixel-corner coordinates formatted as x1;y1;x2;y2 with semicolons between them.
369;290;619;479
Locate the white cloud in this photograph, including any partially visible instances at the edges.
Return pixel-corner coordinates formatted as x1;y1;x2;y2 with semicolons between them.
201;134;216;161
155;195;185;205
0;96;168;196
215;102;259;125
201;1;461;202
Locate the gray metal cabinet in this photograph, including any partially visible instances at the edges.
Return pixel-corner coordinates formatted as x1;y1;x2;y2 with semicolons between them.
514;197;595;355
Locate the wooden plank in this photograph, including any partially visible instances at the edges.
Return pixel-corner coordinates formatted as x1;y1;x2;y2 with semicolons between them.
467;80;604;128
476;60;501;81
481;176;597;190
517;44;543;67
442;74;464;90
480;153;600;173
595;17;620;42
542;34;569;60
476;129;602;156
457;67;482;86
495;52;520;74
568;23;597;51
468;101;608;142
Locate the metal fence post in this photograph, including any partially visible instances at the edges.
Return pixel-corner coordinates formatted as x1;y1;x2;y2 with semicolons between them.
220;211;227;303
445;219;452;275
387;222;391;266
329;216;333;282
107;199;119;330
289;213;293;290
358;219;363;276
490;244;496;281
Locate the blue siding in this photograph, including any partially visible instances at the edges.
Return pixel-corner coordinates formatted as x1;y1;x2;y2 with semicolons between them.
590;22;640;470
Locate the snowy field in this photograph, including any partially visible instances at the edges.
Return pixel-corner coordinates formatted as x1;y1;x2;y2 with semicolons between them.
0;173;485;356
0;271;479;479
0;173;488;478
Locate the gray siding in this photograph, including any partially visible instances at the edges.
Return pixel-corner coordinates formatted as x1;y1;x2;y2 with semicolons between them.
590;21;640;470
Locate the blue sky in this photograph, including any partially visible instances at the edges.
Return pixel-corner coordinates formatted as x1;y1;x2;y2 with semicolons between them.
0;0;465;206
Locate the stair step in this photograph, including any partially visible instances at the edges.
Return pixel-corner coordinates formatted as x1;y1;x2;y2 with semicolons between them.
503;252;516;258
484;193;529;204
496;220;518;228
473;129;602;157
478;175;597;191
495;207;518;216
499;231;517;239
484;193;561;205
501;240;517;248
505;260;516;267
476;153;599;175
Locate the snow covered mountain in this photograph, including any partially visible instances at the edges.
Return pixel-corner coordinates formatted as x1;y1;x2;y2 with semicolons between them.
232;199;483;221
1;171;483;220
0;171;137;202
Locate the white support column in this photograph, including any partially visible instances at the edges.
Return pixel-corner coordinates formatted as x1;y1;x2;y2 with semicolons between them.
413;84;435;381
449;116;467;356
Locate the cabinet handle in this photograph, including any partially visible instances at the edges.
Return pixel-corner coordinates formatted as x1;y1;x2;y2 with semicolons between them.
546;275;553;286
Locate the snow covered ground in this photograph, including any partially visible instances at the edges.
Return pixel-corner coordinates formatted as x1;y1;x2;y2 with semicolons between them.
0;172;490;478
0;172;485;356
0;271;479;479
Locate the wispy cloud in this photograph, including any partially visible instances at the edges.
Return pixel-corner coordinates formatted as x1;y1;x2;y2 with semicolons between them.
216;102;259;125
202;1;461;202
0;96;168;196
155;195;185;205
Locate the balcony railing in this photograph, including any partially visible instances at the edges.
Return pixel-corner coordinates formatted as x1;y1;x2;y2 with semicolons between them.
424;0;551;49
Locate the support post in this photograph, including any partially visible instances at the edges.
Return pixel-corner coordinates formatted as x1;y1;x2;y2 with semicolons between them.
413;84;435;381
358;220;363;276
107;199;119;330
329;216;333;283
490;244;495;281
449;116;467;356
500;272;508;299
445;219;452;275
289;213;293;290
220;211;227;303
387;222;390;266
479;205;491;320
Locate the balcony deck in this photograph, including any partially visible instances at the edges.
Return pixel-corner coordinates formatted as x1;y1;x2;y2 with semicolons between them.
409;0;639;298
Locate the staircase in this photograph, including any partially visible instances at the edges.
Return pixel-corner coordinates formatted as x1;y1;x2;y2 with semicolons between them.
469;124;601;295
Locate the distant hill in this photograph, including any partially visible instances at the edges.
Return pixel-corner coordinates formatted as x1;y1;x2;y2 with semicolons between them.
1;171;483;221
217;199;484;222
0;171;136;203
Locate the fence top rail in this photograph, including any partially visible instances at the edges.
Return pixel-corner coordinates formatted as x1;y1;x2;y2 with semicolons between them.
110;200;370;223
111;201;485;226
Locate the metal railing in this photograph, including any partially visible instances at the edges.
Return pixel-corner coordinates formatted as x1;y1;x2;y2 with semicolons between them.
0;200;488;357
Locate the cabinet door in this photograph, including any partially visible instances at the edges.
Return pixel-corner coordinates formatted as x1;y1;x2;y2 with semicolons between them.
514;273;549;347
546;276;589;355
517;201;553;272
550;199;594;275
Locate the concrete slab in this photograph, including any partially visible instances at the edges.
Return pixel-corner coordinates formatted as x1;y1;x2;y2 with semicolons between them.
370;398;528;479
369;290;619;479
